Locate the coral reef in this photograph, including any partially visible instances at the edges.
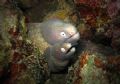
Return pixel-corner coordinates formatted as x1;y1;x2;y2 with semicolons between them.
0;0;120;84
66;41;120;84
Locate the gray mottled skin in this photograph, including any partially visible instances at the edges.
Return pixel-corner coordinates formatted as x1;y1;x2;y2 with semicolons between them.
28;19;80;72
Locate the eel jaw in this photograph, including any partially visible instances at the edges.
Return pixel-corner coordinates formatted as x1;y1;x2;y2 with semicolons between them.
61;32;80;54
66;32;80;45
60;43;75;55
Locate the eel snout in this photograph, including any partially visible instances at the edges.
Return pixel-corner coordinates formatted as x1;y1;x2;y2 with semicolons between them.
66;32;80;45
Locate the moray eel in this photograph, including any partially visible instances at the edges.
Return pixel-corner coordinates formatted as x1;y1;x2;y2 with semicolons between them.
28;19;80;72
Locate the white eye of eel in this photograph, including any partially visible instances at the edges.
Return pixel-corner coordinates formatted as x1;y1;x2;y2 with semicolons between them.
60;32;67;38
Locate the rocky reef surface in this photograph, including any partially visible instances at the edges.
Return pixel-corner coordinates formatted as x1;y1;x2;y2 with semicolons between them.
0;0;120;84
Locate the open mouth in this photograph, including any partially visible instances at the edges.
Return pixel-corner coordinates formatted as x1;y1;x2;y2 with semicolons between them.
65;32;80;53
66;46;74;54
61;32;80;54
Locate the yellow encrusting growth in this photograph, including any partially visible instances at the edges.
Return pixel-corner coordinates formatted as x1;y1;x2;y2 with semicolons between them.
28;23;50;55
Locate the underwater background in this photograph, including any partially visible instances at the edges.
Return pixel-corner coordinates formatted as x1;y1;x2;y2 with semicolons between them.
0;0;120;84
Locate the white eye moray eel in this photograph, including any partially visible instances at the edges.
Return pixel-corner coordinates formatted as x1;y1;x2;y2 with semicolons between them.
28;19;80;72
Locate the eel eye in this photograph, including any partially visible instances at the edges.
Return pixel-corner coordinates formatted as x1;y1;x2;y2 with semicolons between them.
60;32;67;38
